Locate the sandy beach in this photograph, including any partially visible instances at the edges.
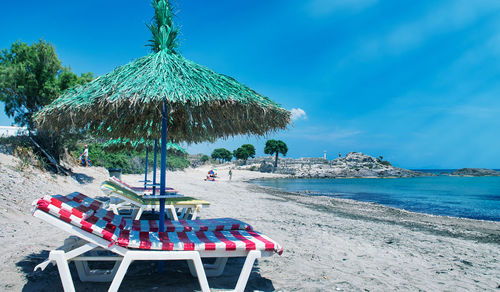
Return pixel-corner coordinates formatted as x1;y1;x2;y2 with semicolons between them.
1;152;499;291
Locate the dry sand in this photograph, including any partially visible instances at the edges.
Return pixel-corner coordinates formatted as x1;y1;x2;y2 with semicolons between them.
0;152;499;291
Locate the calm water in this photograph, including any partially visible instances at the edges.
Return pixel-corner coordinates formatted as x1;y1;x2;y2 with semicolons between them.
253;176;500;221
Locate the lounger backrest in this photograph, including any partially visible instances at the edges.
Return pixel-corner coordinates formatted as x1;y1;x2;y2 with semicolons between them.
101;179;145;204
111;176;175;191
35;192;123;241
42;193;101;219
110;176;134;189
102;179;209;206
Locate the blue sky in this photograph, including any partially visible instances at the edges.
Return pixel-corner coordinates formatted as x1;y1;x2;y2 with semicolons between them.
1;0;499;168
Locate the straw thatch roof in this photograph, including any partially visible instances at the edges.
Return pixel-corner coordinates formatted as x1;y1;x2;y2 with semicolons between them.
34;0;290;143
102;138;186;154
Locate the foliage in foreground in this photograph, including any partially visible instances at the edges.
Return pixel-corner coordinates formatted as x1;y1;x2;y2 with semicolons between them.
0;40;93;130
76;143;190;174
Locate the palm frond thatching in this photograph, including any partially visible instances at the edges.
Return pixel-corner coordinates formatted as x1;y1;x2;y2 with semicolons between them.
35;50;290;142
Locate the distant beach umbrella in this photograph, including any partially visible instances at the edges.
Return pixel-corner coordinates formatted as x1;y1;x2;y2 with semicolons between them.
102;138;186;154
34;0;290;239
102;138;186;191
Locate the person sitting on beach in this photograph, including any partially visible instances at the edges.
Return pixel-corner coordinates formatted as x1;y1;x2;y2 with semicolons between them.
208;169;218;178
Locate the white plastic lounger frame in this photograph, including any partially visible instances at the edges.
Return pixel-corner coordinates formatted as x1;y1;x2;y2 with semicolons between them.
33;209;274;292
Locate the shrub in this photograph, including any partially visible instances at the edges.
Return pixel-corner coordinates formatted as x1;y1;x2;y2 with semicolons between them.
75;143;190;174
380;160;392;166
166;155;190;170
211;148;232;163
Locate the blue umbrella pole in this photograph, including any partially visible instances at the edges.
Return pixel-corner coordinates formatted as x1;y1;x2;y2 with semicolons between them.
144;147;149;188
153;139;158;196
158;102;168;273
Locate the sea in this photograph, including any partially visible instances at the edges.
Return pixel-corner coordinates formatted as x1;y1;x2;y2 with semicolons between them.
253;170;500;222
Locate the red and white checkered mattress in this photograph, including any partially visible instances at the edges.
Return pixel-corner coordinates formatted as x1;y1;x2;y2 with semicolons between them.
34;193;283;254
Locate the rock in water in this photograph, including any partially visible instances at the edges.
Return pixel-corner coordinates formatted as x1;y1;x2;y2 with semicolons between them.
259;161;274;173
450;168;500;177
249;152;432;178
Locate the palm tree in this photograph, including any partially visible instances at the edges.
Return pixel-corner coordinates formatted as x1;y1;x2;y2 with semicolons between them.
264;139;288;168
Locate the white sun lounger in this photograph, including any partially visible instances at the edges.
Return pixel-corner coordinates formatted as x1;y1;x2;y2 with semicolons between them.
101;177;210;220
32;193;282;292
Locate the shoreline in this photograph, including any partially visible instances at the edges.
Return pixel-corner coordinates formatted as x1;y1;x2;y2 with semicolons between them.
249;175;500;223
249;182;500;243
1;157;499;291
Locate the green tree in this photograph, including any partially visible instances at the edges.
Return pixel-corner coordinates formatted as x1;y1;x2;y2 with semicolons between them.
0;40;93;130
264;139;288;168
233;144;255;164
211;148;232;163
200;154;210;164
58;67;94;91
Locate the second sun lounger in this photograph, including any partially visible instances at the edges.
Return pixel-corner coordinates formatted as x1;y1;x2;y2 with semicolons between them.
101;178;210;220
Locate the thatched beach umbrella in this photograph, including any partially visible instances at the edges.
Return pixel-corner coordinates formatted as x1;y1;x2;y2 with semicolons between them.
35;0;290;235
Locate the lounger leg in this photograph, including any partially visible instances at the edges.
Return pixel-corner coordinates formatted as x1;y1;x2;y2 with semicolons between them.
234;250;261;292
134;207;144;220
51;250;76;292
75;260;122;282
190;255;210;292
179;207;187;219
74;261;90;281
191;205;201;220
166;205;178;221
188;257;228;277
108;254;133;292
111;204;119;215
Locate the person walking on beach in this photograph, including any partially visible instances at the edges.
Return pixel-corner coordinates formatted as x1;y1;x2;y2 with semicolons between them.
229;168;233;181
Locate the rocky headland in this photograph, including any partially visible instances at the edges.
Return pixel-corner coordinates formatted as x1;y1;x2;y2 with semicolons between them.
247;152;432;178
449;168;500;177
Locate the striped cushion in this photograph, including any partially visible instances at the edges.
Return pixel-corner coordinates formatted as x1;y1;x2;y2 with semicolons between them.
117;229;283;254
34;194;282;254
42;193;102;219
35;194;253;239
35;198;120;242
122;218;252;232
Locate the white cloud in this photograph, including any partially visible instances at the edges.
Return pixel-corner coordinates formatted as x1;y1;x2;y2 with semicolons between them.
290;108;307;121
334;0;500;63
